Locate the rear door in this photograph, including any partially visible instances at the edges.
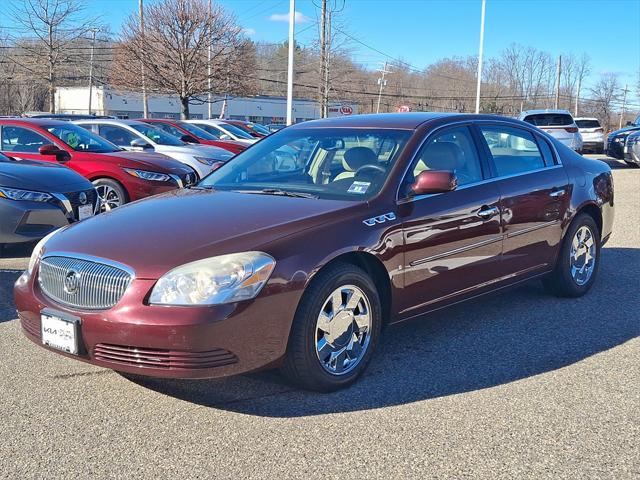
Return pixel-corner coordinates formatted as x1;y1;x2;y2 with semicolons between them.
476;123;570;277
398;125;503;317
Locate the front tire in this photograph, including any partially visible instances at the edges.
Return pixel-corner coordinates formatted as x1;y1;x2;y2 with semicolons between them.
281;263;382;392
543;213;601;297
92;178;128;211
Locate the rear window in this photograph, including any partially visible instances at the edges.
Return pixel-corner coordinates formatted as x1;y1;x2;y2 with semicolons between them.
524;114;574;127
575;119;601;129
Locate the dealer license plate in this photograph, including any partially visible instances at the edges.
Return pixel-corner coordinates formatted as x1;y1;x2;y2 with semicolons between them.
41;311;79;355
78;204;94;221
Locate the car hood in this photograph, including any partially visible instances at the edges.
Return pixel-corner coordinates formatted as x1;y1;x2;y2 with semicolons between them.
43;188;361;279
0;159;92;192
609;126;640;138
80;150;195;175
155;144;234;161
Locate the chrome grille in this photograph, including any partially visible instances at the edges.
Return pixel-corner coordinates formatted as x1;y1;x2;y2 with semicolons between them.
38;256;132;310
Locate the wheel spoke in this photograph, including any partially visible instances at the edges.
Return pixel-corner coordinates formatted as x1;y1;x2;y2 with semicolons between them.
345;289;362;310
330;349;348;373
316;337;333;361
353;314;369;332
317;311;332;333
331;289;343;314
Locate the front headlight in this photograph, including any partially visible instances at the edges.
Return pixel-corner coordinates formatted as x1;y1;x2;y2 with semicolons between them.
27;227;65;275
149;252;275;306
124;168;171;182
194;156;216;166
0;187;52;202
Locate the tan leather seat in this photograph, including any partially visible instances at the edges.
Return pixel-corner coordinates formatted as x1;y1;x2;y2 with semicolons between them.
413;142;463;177
333;146;378;182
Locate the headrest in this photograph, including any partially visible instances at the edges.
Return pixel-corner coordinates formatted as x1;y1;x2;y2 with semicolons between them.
342;146;378;171
420;141;463;171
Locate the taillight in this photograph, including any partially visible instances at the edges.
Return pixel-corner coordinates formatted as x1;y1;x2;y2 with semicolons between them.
595;128;604;133
565;127;578;133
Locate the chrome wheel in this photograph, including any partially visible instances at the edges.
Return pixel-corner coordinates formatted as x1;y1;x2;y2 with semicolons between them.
570;225;596;286
94;183;122;211
315;285;371;376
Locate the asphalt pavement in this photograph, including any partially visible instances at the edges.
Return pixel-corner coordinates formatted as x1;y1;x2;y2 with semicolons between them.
0;156;638;479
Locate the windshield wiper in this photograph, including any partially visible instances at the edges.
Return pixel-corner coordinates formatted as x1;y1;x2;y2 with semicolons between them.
235;188;318;199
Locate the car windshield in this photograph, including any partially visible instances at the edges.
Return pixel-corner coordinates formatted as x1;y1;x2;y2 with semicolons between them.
575;119;601;128
524;114;574;127
130;123;185;146
219;122;254;139
177;121;219;141
198;128;412;201
45;123;120;153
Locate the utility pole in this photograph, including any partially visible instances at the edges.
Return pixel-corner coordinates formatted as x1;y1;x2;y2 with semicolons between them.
323;9;331;117
286;0;295;125
207;0;212;119
554;54;562;109
139;0;149;118
376;62;390;114
574;76;581;117
87;28;98;115
619;84;629;129
318;0;327;118
474;0;486;114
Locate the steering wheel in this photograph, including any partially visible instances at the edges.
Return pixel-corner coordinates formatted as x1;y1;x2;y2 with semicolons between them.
354;164;386;177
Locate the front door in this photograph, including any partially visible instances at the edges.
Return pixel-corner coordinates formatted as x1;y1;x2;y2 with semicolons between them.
476;124;570;277
398;125;503;318
0;124;59;163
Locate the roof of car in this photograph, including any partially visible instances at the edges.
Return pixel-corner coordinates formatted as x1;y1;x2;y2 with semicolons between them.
287;112;504;130
0;118;70;126
73;118;145;126
520;109;573;117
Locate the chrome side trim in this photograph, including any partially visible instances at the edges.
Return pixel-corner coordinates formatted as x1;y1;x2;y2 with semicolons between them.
409;236;503;267
505;220;559;239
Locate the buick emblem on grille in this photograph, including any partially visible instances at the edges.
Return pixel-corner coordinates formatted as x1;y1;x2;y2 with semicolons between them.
63;270;81;295
79;192;88;205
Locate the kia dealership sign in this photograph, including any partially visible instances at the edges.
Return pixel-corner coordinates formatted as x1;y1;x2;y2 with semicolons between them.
328;103;357;117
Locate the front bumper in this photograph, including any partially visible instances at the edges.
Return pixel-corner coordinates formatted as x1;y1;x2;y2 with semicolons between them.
606;141;624;159
0;198;69;244
14;270;300;379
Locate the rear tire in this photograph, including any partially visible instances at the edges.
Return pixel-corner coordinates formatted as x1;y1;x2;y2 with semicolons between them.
543;213;601;297
92;178;128;211
281;263;382;392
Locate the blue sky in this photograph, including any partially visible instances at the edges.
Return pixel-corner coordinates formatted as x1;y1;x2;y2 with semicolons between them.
2;0;639;91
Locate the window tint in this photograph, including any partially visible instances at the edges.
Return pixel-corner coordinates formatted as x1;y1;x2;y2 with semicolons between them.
575;119;601;129
153;122;184;138
192;123;222;139
409;126;483;189
98;125;138;147
45;123;119;153
523;114;574;127
1;126;50;152
480;126;546;176
536;135;556;166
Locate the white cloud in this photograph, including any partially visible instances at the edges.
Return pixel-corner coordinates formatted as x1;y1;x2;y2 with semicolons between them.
242;28;256;36
269;11;311;24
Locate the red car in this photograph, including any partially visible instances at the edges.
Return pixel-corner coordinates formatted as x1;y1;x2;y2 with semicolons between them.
0;119;197;209
14;113;614;392
223;120;271;138
140;119;247;155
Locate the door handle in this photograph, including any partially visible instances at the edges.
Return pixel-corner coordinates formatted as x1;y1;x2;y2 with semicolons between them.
549;188;566;198
477;206;499;219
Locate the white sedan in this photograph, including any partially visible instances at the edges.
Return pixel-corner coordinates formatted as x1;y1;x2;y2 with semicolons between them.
74;119;234;179
184;119;258;145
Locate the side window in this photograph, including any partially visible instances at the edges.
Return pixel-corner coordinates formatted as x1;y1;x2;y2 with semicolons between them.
408;126;483;190
194;123;222;139
480;126;546;176
98;125;137;147
536;135;557;166
155;123;183;138
1;126;50;153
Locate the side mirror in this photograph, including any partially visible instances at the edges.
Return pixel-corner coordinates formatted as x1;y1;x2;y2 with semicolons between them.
39;144;70;162
130;138;152;150
411;170;457;195
180;134;199;144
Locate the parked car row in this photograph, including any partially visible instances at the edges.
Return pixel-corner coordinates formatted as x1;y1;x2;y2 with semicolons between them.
0;115;279;249
606;115;640;166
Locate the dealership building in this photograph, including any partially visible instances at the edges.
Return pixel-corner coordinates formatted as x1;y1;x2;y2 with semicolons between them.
55;87;357;124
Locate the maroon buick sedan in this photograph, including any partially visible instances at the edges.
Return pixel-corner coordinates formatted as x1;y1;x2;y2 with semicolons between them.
14;113;614;391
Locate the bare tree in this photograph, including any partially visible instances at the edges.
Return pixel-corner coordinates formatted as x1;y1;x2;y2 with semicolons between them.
10;0;96;112
113;0;254;119
589;73;620;131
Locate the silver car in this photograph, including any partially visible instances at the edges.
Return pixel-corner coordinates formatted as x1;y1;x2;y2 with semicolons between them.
623;130;640;167
519;109;583;152
575;117;604;154
74;119;233;179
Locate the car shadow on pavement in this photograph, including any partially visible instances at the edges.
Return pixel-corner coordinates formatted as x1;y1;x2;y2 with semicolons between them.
128;246;640;417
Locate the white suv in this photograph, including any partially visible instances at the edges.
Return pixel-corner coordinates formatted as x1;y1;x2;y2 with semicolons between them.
518;109;583;152
575;117;604;154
